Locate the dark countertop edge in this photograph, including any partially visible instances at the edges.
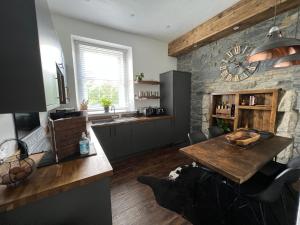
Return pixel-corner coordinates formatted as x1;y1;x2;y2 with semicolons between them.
0;126;113;213
91;115;175;127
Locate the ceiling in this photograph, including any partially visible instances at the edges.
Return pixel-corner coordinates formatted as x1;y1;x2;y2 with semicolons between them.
48;0;240;42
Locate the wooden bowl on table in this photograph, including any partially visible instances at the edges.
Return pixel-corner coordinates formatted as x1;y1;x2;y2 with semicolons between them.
225;129;260;146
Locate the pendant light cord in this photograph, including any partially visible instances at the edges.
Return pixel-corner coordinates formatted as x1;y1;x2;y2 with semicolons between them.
273;0;277;26
296;8;300;39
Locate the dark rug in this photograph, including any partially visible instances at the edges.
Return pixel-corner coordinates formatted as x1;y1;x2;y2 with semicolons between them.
138;164;299;225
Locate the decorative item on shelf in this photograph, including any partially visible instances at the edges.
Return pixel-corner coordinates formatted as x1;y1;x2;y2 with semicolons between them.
219;43;259;82
136;90;160;100
249;96;256;106
80;99;89;121
216;101;231;117
100;97;112;113
0;139;36;187
231;104;235;117
225;129;260;146
135;72;144;82
248;1;300;64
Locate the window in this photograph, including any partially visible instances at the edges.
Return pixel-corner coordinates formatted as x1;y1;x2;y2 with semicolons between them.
73;39;134;111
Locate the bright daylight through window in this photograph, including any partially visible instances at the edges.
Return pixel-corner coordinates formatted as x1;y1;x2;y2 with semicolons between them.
74;39;133;111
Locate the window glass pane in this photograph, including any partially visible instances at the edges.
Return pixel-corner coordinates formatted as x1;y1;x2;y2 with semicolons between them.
74;40;132;111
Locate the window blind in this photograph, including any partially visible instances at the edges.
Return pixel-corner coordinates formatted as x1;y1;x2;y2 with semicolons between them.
74;40;132;111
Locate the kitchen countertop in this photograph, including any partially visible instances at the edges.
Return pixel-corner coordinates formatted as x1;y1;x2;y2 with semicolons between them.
91;115;174;127
0;126;113;213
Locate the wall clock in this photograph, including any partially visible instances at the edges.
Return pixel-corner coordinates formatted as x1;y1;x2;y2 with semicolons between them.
219;44;259;82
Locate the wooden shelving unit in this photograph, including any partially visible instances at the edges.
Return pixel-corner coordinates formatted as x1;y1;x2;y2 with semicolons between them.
238;105;272;110
210;89;279;133
212;115;235;120
134;80;160;85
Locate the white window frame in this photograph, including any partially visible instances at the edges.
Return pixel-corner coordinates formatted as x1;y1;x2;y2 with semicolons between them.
72;35;134;112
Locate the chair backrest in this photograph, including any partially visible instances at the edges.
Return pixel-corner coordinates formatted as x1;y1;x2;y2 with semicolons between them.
258;167;300;203
287;156;300;169
187;131;207;145
208;126;224;139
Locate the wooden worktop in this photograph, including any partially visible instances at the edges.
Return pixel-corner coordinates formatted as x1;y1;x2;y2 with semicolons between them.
91;115;174;127
0;127;113;213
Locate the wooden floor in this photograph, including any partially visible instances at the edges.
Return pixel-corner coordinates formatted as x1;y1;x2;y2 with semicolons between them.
110;147;193;225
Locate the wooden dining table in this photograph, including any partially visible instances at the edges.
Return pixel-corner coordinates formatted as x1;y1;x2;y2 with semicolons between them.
180;135;292;184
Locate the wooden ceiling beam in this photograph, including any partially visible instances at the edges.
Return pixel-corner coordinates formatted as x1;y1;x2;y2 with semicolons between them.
168;0;300;57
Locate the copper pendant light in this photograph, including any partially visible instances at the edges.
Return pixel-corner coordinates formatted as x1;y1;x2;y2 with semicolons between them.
248;0;300;63
274;8;300;68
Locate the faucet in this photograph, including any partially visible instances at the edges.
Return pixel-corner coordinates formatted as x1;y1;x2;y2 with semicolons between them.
111;105;119;119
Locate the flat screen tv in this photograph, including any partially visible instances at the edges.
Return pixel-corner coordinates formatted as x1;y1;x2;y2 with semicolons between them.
13;113;40;139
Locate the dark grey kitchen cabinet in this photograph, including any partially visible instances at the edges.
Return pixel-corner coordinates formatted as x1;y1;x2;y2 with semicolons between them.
132;122;156;152
110;124;132;159
92;126;115;160
160;71;191;144
153;119;172;147
92;124;132;161
0;0;64;113
93;118;173;161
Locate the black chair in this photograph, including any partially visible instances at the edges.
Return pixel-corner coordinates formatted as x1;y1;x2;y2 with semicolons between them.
187;131;223;209
259;160;286;177
235;167;300;225
288;156;300;168
259;155;300;178
188;131;207;145
208;126;224;139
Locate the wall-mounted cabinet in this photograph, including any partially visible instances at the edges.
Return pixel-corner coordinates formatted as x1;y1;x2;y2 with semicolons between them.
210;89;279;133
0;0;66;113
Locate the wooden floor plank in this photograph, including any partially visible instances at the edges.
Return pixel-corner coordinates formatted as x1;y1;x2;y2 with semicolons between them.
110;147;193;225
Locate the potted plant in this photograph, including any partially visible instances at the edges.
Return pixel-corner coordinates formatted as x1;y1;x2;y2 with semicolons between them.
100;97;113;113
135;72;144;82
216;119;231;133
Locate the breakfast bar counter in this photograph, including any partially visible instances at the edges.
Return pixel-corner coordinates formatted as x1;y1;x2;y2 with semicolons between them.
0;127;113;225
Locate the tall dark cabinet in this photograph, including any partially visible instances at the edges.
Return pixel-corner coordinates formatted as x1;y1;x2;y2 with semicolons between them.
160;70;191;144
0;0;66;113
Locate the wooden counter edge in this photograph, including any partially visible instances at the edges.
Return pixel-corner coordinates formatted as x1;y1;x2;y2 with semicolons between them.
0;127;113;213
91;115;175;127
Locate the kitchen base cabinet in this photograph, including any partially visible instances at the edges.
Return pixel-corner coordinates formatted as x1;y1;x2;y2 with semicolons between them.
92;118;173;162
132;122;156;153
92;126;115;160
153;119;172;147
92;124;132;161
0;178;112;225
111;124;133;159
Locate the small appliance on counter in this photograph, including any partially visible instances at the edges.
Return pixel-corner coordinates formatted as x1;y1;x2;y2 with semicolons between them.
155;107;167;115
143;107;167;117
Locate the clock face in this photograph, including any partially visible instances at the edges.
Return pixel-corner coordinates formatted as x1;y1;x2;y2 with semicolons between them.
219;44;259;82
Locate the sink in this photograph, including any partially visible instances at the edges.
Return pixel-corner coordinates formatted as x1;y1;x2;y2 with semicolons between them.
92;117;137;125
92;118;115;124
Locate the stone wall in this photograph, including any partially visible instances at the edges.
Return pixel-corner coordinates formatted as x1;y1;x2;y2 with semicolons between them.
177;9;300;163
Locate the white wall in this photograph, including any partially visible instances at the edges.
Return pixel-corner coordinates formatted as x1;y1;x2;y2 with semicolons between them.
51;14;177;110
